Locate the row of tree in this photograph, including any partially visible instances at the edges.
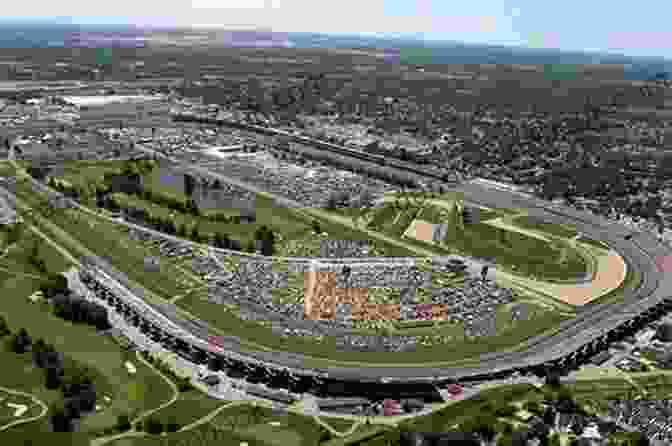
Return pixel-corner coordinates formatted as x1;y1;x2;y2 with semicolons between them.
103;196;246;251
51;293;112;332
253;225;277;256
1;315;100;433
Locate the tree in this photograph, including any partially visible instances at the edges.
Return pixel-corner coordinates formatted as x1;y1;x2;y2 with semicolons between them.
177;376;192;392
144;417;164;435
41;273;69;298
164;420;181;433
64;397;82;419
0;315;10;337
77;388;97;413
543;405;557;426
116;414;131;431
6;222;23;245
32;338;48;368
45;366;63;390
49;404;73;432
625;432;650;446
190;226;200;242
11;328;32;354
325;194;339;210
207;355;225;372
465;416;497;445
177;224;187;238
556;388;576;413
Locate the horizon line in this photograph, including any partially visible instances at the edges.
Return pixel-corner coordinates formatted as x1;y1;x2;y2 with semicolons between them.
0;17;670;64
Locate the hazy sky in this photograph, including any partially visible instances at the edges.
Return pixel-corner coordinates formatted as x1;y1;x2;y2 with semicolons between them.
3;0;671;59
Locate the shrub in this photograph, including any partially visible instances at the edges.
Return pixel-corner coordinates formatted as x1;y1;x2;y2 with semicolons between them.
143;418;164;435
116;414;131;431
165;422;181;433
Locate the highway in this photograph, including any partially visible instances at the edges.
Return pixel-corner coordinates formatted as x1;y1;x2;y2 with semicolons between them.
4;129;672;383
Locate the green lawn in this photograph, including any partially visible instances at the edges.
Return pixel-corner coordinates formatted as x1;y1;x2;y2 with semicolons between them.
209;403;330;446
441;220;588;281
399;384;540;433
0;226;74;277
389;207;421;237
109;189;411;258
26;207;197;299
416;202;451;225
319;416;356;433
81;350;176;434
364;196;590;282
0;161;17;177
36;159;416;258
0;267;174;437
509;214;578;239
367;204;399;230
149;390;226;429
106;423;271;446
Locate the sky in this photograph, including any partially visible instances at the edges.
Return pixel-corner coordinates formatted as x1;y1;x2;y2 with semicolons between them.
2;0;671;60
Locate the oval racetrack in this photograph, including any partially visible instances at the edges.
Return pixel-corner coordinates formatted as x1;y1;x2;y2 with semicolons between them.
84;179;672;383
10;160;672;384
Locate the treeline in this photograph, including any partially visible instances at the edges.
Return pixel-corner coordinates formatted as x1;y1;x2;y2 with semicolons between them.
105;196;245;251
40;273;112;332
101;194;279;255
0;314;100;433
44;161;278;254
51;294;112;332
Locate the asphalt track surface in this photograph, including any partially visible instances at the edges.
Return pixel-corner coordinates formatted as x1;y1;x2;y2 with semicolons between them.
7;150;672;382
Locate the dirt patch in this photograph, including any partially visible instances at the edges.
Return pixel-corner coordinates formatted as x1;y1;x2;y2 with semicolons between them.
404;219;436;244
500;249;627;306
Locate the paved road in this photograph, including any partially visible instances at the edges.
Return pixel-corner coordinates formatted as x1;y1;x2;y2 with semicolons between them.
4;153;671;383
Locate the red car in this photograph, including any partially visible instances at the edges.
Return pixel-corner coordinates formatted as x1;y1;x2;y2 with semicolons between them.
383;399;403;416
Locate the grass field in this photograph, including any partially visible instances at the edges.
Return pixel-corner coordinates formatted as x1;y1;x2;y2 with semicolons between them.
56;159;129;192
148;390;226;429
105;423;275;446
0;215;177;439
509;214;579;239
0;226;74;278
319;416;357;433
107;377;672;446
398;384;540;433
52;161;415;258
209;403;331;446
0;272;176;434
14;194;199;300
365;195;590;282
